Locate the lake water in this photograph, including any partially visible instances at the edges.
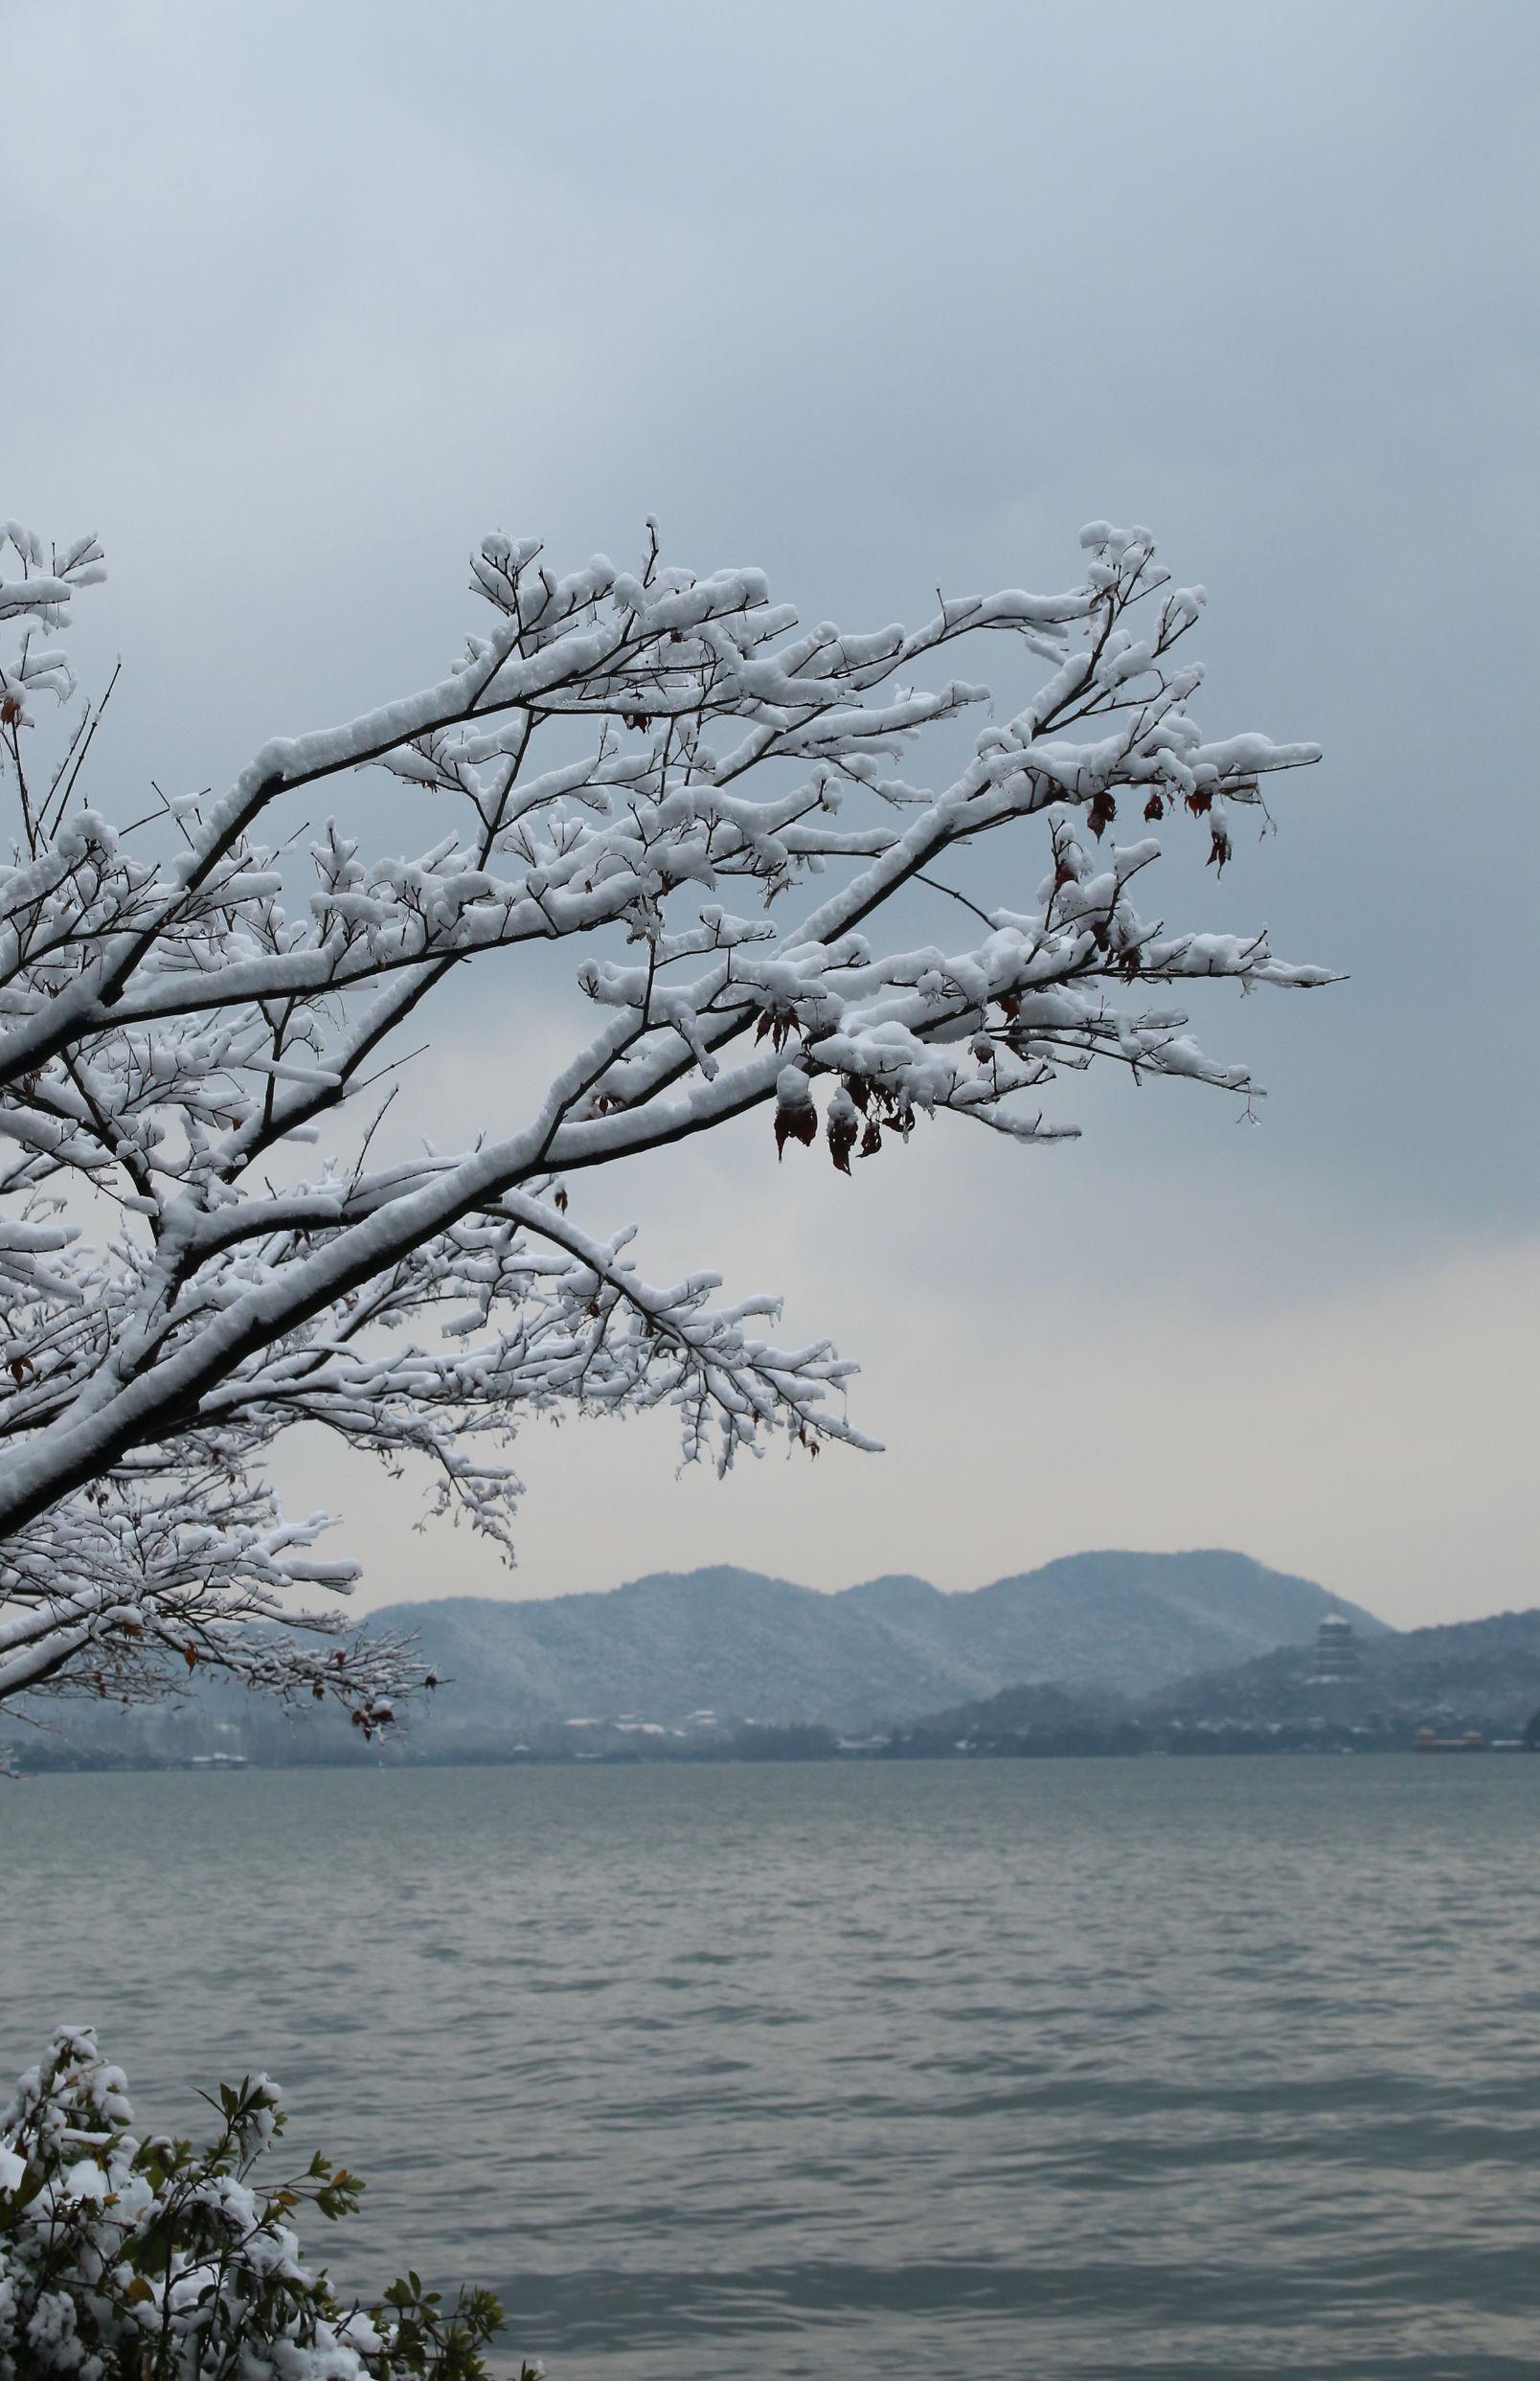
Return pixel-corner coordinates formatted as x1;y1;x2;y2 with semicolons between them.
5;1757;1540;2379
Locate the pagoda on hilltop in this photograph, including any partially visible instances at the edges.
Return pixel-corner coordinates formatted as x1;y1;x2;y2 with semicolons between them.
1308;1606;1361;1685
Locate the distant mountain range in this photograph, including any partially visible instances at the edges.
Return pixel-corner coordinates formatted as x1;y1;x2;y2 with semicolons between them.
12;1549;1386;1766
1150;1606;1540;1740
890;1607;1540;1757
355;1549;1384;1745
24;1561;1540;1771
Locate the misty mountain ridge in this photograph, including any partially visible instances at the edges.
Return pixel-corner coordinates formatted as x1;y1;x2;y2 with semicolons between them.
14;1549;1389;1768
1147;1605;1540;1734
893;1605;1540;1757
347;1548;1384;1744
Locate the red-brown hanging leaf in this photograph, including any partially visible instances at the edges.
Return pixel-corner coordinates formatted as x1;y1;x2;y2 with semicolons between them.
9;1356;32;1385
1087;791;1117;841
859;1118;883;1158
1185;788;1213;816
775;1103;818;1159
183;1644;198;1672
1144;793;1165;822
827;1106;858;1174
553;1187;568;1213
0;692;21;728
1207;825;1233;873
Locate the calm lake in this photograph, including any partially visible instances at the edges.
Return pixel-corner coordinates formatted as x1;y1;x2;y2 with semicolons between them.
6;1757;1540;2379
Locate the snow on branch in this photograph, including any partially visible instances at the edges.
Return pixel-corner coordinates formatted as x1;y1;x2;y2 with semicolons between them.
0;513;1330;1719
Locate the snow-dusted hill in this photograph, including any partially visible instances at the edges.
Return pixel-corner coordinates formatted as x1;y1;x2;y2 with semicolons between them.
17;1551;1388;1766
350;1550;1386;1745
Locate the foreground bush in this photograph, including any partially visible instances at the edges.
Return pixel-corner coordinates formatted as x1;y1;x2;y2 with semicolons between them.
0;2030;532;2380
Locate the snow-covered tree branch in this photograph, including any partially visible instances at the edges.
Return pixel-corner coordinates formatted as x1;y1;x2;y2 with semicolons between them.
0;512;1330;1721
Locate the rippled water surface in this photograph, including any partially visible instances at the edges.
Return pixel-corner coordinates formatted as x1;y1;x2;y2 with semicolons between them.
7;1758;1540;2377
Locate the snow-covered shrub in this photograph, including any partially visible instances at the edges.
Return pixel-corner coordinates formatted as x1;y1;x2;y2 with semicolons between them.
0;2029;531;2380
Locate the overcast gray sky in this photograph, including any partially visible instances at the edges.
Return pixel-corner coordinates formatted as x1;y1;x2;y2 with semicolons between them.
11;1;1539;1627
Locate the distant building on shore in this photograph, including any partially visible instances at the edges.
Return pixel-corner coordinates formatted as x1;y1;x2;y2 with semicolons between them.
1308;1608;1361;1685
